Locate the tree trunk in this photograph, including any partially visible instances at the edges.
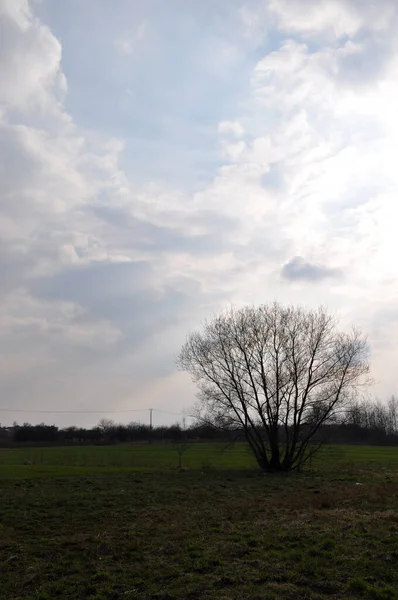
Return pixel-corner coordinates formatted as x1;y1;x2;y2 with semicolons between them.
269;450;282;471
269;428;283;471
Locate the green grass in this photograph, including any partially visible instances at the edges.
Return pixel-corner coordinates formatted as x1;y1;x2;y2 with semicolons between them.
0;442;254;473
1;442;398;475
0;444;397;599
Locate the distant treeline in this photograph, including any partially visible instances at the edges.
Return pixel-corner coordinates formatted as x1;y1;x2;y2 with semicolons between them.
0;419;229;446
1;397;397;446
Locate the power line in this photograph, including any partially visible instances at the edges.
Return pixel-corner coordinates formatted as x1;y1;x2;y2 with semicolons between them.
0;407;185;415
155;408;184;416
0;408;149;414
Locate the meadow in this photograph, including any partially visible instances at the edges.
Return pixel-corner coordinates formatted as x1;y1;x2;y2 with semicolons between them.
0;443;397;600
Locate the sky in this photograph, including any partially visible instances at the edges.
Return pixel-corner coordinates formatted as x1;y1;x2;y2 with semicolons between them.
1;0;398;428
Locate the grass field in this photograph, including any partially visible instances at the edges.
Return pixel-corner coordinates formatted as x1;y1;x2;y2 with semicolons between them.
1;442;398;476
1;443;397;600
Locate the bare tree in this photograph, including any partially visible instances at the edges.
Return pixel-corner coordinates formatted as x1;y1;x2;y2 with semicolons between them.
386;396;398;435
173;419;190;469
97;419;116;443
177;303;370;472
346;396;398;441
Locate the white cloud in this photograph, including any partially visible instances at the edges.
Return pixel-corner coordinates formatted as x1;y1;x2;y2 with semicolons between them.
204;1;398;397
218;120;245;138
267;0;398;39
0;289;122;348
1;0;398;424
0;0;31;30
0;0;66;114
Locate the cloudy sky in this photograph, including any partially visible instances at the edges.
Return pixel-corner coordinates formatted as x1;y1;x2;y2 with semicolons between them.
1;0;397;427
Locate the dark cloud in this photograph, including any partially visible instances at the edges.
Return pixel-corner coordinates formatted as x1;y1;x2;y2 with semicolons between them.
30;260;157;338
281;256;342;282
91;205;238;255
0;241;32;296
28;260;213;351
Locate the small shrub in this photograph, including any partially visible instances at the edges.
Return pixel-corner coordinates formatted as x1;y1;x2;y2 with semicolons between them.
320;538;337;552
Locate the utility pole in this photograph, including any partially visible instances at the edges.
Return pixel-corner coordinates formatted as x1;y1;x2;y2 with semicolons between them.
149;408;153;444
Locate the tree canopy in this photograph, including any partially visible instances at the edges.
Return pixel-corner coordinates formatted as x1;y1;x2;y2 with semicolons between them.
178;303;370;472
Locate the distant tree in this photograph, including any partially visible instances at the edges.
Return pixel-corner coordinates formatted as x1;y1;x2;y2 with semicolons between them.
127;422;150;442
63;426;80;443
12;422;59;443
344;396;398;444
98;418;116;432
386;396;398;435
0;424;11;444
97;419;116;443
178;303;370;472
173;419;190;468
